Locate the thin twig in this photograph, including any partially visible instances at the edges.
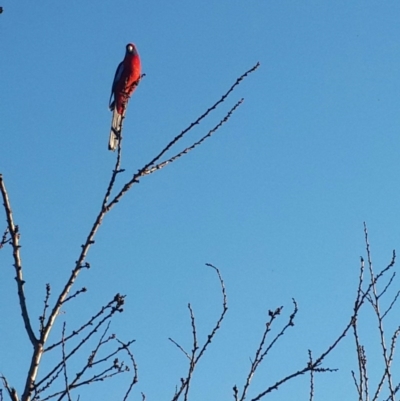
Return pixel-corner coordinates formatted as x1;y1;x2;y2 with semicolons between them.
382;290;400;320
61;323;72;401
196;263;228;363
0;375;18;401
117;337;139;401
352;316;365;401
144;99;244;176
0;227;9;249
40;284;51;336
182;304;198;401
379;272;396;299
351;370;361;400
168;338;191;361
308;350;314;401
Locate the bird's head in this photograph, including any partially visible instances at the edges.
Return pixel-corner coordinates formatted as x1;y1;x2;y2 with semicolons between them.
126;43;137;55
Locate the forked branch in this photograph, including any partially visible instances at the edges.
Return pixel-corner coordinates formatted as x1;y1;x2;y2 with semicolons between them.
170;263;228;401
106;63;260;211
352;224;399;401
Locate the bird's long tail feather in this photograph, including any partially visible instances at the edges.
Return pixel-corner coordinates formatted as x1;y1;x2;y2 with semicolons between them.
109;109;123;151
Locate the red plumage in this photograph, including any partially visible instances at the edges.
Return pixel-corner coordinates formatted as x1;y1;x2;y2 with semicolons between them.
108;43;141;151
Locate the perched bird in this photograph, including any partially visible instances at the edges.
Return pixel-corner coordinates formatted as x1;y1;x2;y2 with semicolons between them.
108;43;141;151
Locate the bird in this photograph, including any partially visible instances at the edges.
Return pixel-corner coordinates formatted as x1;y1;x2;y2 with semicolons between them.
108;43;141;151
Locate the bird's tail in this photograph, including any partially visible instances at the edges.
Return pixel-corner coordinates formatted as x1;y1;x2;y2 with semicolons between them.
109;108;123;151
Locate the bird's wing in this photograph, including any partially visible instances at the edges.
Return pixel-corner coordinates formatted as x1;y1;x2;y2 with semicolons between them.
109;61;124;109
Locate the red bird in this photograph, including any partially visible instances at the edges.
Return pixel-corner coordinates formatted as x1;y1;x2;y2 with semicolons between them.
108;43;141;151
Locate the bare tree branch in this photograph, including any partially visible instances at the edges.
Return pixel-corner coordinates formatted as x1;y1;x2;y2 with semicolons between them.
106;63;260;212
236;300;298;401
0;175;37;347
363;223;396;401
170;263;228;401
246;229;396;401
36;294;125;390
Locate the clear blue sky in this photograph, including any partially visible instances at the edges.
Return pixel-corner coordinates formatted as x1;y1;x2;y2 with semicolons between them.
1;1;400;400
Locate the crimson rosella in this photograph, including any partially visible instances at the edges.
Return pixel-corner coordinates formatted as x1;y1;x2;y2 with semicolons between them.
108;43;141;151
